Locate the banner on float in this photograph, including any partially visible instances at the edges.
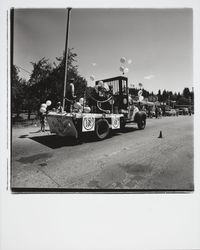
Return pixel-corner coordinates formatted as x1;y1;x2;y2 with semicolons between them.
111;115;120;129
82;114;95;132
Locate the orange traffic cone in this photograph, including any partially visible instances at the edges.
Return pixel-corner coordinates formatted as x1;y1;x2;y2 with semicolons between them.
158;130;163;138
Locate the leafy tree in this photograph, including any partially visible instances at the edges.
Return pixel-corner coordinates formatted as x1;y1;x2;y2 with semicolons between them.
190;90;194;105
162;90;168;102
177;96;190;105
177;92;181;101
29;57;53;98
142;89;150;98
183;87;191;99
24;48;87;114
129;87;140;96
12;65;26;119
53;49;87;101
22;58;53;119
157;89;162;101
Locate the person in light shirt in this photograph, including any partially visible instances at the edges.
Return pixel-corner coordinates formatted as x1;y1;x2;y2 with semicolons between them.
128;95;139;120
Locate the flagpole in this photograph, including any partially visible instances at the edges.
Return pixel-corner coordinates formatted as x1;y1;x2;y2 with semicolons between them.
63;7;72;110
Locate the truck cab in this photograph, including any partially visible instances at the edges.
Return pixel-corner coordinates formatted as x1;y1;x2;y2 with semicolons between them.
95;76;146;129
95;76;128;114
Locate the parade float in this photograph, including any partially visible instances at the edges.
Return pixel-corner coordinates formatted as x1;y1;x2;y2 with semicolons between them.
45;75;146;140
42;8;146;140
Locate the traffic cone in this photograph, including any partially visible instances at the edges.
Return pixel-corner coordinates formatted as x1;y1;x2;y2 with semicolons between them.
158;130;163;138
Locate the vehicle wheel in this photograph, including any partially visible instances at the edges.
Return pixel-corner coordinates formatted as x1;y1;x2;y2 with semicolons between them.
95;119;110;140
137;118;146;129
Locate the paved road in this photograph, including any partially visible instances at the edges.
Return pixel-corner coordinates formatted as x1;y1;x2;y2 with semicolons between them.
11;115;194;191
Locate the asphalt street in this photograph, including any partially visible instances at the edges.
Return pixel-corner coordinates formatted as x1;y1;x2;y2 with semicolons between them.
11;115;194;191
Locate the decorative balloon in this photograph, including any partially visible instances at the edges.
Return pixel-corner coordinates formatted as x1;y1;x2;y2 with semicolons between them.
127;59;132;64
40;107;46;113
120;57;126;64
79;98;84;105
74;102;82;110
124;67;129;74
41;103;47;108
46;100;52;106
139;96;144;102
120;66;125;72
98;80;104;87
90;75;95;81
138;83;143;89
84;106;91;113
123;98;128;104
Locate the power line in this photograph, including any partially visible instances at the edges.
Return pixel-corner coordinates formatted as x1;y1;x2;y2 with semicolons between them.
17;66;31;75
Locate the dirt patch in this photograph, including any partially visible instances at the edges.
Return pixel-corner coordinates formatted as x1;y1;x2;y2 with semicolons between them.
120;163;152;175
87;165;126;188
17;153;53;164
39;162;48;167
87;180;100;188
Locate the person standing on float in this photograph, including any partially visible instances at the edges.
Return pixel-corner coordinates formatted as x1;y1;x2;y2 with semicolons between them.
65;78;77;112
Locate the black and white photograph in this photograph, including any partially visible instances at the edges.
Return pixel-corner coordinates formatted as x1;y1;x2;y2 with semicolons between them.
11;8;194;192
1;1;200;250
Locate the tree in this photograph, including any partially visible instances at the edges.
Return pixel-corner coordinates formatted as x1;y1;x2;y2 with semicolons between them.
12;65;26;119
162;90;168;102
183;87;191;99
177;96;190;105
23;58;53;119
157;89;162;102
25;48;87;114
53;49;87;101
29;57;53;97
142;89;150;98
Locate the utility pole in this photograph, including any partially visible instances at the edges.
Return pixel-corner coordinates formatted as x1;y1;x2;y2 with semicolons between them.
63;7;72;110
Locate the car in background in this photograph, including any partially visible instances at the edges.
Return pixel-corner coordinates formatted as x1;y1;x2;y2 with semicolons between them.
178;109;183;115
182;108;189;115
165;109;176;116
178;108;189;115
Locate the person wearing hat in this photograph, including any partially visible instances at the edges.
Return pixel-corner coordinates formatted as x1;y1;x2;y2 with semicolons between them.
65;78;77;112
57;101;63;113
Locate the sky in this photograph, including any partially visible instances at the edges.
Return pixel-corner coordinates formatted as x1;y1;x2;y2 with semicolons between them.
13;8;193;93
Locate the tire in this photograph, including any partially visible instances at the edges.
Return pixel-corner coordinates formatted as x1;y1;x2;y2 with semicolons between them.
95;119;110;140
137;118;146;130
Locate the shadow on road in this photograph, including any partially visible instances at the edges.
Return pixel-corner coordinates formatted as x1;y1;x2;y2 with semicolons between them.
120;127;138;133
29;127;138;149
29;129;42;134
19;134;29;138
29;135;77;149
